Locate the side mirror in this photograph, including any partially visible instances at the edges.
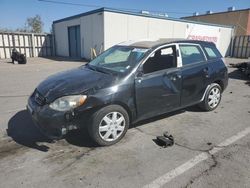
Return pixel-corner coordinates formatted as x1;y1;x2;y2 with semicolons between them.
136;69;144;77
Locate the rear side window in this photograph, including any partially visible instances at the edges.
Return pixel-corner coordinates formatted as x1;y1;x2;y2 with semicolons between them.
203;45;222;60
179;45;206;66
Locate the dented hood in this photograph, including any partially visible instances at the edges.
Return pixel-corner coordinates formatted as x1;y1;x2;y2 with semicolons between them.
36;66;114;102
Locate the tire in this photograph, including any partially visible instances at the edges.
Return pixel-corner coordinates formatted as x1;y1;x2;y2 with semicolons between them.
88;105;129;146
199;83;222;111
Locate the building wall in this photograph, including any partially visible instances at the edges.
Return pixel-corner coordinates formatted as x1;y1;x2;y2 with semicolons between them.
54;18;80;57
247;12;250;35
103;12;187;50
184;9;250;36
80;13;104;59
103;12;233;56
53;13;104;59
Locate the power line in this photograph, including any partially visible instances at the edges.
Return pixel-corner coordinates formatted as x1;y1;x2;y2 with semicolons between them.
38;0;193;15
38;0;101;8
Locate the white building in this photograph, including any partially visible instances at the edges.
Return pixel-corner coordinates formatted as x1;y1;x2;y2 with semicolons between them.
53;7;234;60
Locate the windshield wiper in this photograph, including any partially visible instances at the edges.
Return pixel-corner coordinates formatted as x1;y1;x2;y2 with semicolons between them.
86;64;111;75
85;64;97;71
95;67;113;75
86;64;118;76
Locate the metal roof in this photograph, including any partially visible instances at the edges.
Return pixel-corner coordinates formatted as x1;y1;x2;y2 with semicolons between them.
53;7;234;28
183;8;250;18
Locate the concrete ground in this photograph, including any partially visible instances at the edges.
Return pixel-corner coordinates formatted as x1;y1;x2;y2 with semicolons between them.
0;57;249;188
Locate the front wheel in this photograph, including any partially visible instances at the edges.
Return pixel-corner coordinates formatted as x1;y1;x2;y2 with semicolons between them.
88;105;129;146
199;83;222;111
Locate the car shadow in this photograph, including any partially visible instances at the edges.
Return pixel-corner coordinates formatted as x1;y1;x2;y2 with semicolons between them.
64;129;98;148
228;69;245;80
245;81;250;86
228;69;250;87
7;110;97;151
131;109;186;128
7;106;202;150
7;110;53;152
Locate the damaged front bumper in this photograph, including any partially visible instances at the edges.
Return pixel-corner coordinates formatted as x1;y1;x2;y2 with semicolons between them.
27;96;82;139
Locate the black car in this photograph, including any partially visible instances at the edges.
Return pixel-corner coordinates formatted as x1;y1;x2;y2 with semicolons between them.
27;39;228;146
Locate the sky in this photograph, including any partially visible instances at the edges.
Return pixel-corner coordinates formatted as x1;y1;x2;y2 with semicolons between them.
0;0;249;32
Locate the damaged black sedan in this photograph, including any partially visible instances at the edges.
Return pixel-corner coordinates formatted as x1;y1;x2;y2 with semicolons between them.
27;39;228;146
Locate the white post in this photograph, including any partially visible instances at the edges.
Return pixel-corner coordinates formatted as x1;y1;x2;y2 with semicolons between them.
31;33;35;57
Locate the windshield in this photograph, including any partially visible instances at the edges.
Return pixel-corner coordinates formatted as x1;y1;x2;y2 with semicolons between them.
88;46;149;73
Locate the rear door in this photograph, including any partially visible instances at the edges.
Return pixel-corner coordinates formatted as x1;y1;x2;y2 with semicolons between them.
179;44;210;106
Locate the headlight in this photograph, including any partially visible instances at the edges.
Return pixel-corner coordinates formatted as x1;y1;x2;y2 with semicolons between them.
49;95;87;111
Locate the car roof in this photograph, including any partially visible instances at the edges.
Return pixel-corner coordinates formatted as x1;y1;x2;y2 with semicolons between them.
118;38;214;49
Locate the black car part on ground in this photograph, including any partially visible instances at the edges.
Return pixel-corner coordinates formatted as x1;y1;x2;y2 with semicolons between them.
11;49;27;64
154;132;174;148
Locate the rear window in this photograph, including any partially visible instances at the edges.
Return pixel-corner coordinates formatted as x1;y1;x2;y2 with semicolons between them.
203;45;222;60
179;45;206;66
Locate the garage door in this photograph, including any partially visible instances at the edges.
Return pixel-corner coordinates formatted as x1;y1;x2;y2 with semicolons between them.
68;25;81;58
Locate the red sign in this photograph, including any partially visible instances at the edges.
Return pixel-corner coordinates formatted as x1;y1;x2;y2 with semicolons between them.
188;35;218;43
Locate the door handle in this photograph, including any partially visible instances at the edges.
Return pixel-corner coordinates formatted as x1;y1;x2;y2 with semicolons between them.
203;67;209;78
170;76;176;81
203;67;209;72
177;74;182;79
136;78;142;83
170;74;181;81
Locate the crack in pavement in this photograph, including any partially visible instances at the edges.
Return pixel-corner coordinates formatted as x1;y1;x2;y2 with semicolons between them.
183;150;218;188
183;143;248;188
133;127;222;187
175;143;211;153
133;127;156;137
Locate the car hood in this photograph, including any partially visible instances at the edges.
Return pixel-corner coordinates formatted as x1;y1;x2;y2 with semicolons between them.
36;66;114;102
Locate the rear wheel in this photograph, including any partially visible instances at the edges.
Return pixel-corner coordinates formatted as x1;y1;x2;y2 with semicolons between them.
199;83;222;111
88;105;129;146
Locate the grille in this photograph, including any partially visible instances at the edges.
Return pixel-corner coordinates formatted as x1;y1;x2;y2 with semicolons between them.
34;90;46;106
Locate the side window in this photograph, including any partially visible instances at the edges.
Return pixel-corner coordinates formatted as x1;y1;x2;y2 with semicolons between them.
179;45;206;66
204;46;222;60
143;46;177;74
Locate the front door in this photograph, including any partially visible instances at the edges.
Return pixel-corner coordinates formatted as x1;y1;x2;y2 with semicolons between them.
135;45;182;120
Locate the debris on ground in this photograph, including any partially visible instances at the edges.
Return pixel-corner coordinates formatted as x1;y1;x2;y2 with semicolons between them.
230;61;250;78
153;131;174;148
11;49;27;64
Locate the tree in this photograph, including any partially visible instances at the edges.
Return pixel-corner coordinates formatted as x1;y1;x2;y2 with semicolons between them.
0;28;12;32
25;15;44;33
16;27;29;33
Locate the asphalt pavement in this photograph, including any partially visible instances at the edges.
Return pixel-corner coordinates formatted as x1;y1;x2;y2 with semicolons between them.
0;57;249;188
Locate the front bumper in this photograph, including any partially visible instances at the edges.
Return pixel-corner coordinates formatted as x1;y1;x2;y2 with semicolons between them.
27;96;82;139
